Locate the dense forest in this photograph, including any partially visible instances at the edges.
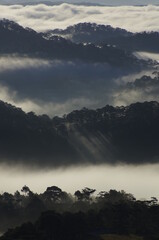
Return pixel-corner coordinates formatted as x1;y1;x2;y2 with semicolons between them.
0;99;159;166
0;19;142;68
0;186;159;240
43;22;159;53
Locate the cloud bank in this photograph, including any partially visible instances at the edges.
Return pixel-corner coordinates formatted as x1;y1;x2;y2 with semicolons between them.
0;54;157;117
0;4;159;32
1;163;159;199
0;55;138;116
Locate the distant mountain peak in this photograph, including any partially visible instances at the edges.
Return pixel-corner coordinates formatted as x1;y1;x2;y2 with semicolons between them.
44;22;131;39
41;22;159;53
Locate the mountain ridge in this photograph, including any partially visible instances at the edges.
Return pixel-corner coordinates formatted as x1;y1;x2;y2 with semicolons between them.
43;22;159;53
0;19;141;67
0;99;158;166
0;19;151;68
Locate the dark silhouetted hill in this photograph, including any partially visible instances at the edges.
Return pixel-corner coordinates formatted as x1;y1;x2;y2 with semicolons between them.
44;22;159;53
0;19;141;67
42;22;131;43
0;100;159;165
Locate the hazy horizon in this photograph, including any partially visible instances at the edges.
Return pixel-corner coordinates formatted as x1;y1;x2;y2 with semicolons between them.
0;0;159;6
1;163;159;199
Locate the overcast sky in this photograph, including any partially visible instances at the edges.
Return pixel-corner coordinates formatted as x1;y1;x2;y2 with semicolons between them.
0;0;159;5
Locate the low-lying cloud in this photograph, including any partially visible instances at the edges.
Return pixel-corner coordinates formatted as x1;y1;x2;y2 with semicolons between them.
113;73;159;106
1;163;159;199
0;55;139;116
0;4;159;32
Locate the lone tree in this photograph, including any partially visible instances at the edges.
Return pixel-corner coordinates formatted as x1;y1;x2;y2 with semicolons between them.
75;187;96;201
21;185;31;196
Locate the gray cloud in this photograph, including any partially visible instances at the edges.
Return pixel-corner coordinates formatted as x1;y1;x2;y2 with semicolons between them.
0;4;159;32
0;55;141;116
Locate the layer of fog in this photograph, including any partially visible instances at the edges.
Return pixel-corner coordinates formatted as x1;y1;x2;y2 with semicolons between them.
0;164;159;199
0;55;152;116
0;4;159;32
134;52;159;62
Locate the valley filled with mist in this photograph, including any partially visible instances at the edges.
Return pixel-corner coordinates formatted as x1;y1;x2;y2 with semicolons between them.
0;1;159;239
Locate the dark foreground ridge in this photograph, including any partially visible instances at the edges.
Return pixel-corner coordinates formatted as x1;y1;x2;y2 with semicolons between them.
0;186;159;240
0;100;159;165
